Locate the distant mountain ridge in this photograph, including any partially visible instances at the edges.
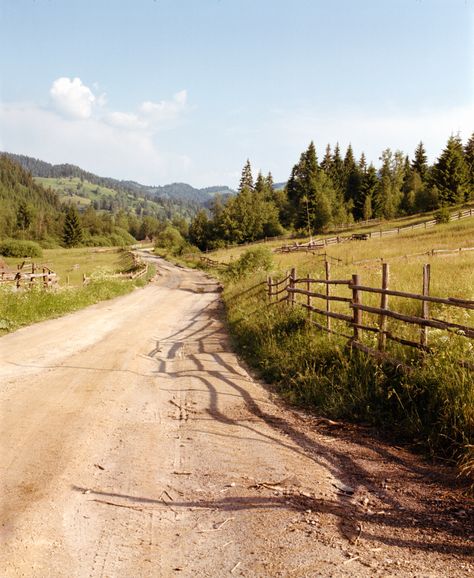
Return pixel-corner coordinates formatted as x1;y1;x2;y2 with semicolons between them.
2;153;236;204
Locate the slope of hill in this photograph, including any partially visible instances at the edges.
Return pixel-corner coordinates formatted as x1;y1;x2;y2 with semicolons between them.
3;153;235;206
0;155;61;239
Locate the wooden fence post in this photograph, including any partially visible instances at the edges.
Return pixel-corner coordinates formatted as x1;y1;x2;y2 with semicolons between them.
306;276;312;322
289;267;296;307
378;263;390;351
421;264;431;347
351;274;361;342
268;276;272;301
325;261;331;333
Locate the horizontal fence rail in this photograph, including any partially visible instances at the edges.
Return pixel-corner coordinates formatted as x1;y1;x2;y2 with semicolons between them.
0;261;58;289
266;261;474;370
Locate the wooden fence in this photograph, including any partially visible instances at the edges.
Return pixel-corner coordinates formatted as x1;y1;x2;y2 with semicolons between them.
274;207;474;254
267;262;474;369
0;262;58;289
83;251;148;285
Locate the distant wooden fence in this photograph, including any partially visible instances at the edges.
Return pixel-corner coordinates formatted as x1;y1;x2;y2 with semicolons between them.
0;262;58;289
274;207;474;254
267;262;474;370
82;251;148;285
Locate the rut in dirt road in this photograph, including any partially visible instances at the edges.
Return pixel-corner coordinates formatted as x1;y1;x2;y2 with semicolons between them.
0;256;472;578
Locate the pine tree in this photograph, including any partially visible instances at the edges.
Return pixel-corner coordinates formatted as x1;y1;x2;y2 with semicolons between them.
359;164;378;221
320;144;332;174
431;135;470;204
16;201;32;232
238;159;254;192
330;143;344;195
343;144;360;214
254;171;267;195
464;133;474;194
412;141;428;182
63;205;83;247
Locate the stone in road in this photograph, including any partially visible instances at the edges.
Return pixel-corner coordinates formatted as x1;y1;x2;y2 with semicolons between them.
0;257;472;577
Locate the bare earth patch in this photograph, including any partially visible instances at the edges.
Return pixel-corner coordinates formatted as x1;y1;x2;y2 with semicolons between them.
0;256;472;577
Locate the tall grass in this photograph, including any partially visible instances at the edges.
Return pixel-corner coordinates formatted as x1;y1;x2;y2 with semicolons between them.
0;248;155;334
223;272;474;481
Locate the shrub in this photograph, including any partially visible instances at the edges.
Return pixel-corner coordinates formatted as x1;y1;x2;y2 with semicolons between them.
38;237;60;249
435;207;451;224
225;246;274;280
0;239;43;258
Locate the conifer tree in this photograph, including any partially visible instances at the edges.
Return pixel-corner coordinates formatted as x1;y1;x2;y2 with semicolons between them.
238;159;254;192
412;141;428;181
358;163;378;221
330;143;344;195
431;135;470;204
16;201;32;232
320;144;333;174
464;133;474;193
63;205;83;247
374;149;404;218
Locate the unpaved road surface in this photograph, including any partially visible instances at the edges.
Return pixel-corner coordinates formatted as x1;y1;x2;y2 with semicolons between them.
1;257;472;577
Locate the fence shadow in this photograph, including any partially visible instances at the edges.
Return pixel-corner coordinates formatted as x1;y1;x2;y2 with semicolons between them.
148;300;473;559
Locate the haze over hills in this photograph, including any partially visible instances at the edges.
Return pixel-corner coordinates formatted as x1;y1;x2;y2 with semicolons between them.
2;153;236;206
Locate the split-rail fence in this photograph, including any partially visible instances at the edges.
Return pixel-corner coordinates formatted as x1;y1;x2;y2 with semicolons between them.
267;262;474;370
275;207;474;254
0;262;58;289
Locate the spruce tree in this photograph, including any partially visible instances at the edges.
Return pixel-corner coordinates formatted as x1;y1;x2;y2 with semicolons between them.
16;201;32;232
431;135;470;204
464;133;474;193
238;159;254;192
412;141;428;182
343;144;360;212
320;144;333;174
359;164;378;221
63;205;83;247
330;143;344;195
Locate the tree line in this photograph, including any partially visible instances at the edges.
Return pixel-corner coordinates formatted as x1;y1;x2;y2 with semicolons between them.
188;133;474;250
0;155;190;249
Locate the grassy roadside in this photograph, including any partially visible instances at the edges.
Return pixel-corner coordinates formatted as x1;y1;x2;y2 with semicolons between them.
222;269;473;482
0;248;156;335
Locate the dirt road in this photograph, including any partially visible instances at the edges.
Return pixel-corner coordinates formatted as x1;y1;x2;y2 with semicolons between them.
0;257;472;577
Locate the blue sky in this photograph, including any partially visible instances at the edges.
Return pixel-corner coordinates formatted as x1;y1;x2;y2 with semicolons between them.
0;0;472;187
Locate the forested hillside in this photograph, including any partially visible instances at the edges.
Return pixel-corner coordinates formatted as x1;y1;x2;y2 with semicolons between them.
0;155;190;249
3;153;234;206
189;134;474;250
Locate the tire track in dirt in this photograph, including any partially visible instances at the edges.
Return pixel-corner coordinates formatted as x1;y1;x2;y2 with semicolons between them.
0;256;472;577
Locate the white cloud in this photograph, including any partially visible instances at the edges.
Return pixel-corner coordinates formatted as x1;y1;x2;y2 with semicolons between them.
0;80;193;184
50;77;96;119
104;111;147;130
140;90;188;125
0;102;191;185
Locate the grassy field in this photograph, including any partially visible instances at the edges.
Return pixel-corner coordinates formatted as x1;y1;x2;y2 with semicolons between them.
0;247;155;334
205;215;474;480
35;176;117;205
3;246;126;286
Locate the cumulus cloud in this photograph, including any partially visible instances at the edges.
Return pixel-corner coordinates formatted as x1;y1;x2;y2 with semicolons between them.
0;101;195;184
103;90;188;131
50;77;96;119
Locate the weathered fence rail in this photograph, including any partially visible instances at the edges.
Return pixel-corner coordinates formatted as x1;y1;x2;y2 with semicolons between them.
0;262;58;289
267;262;474;369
